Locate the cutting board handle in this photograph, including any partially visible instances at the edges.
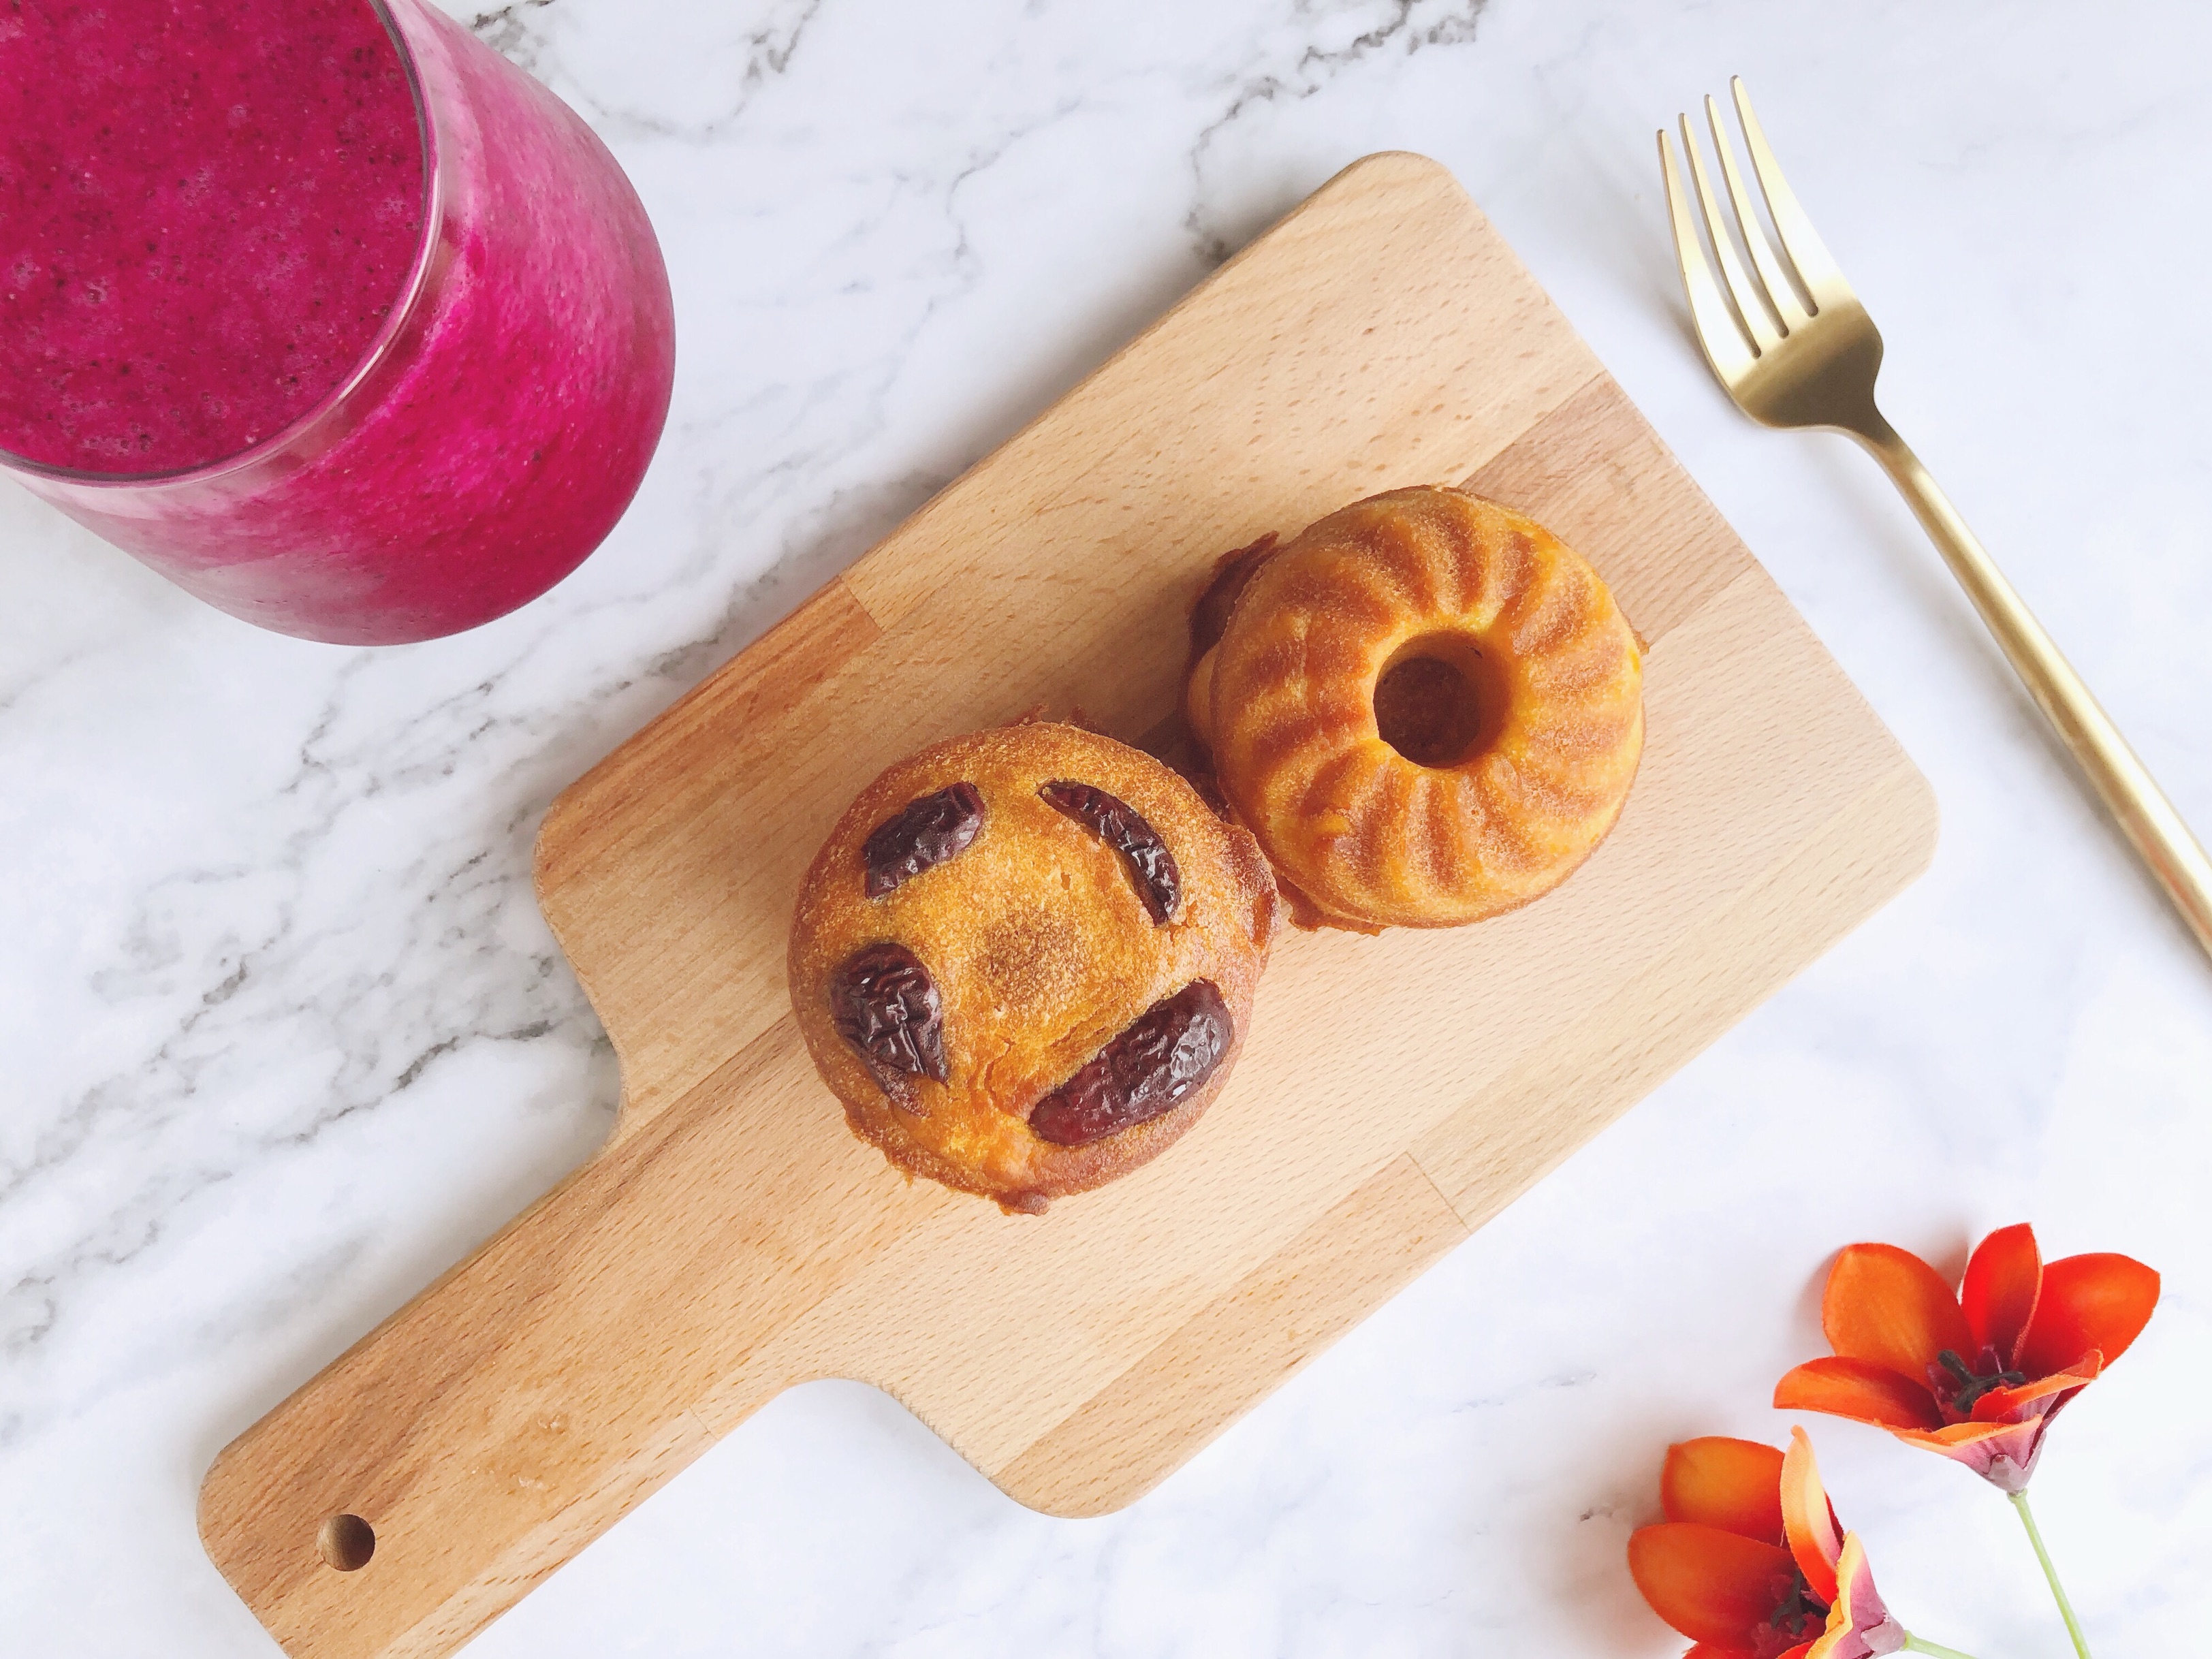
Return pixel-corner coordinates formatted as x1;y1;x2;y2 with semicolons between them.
196;1031;940;1659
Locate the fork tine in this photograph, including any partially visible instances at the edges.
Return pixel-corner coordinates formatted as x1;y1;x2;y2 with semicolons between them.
1705;93;1808;330
1658;127;1757;381
1731;76;1850;310
1679;112;1782;353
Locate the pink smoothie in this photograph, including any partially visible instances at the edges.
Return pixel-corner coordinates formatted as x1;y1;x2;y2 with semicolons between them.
0;0;426;474
0;0;676;644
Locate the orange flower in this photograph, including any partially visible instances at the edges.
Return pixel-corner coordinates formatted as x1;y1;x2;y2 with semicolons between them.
1628;1428;1907;1659
1774;1224;2159;1492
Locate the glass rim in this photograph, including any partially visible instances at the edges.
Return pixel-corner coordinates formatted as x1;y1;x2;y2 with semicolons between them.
0;0;441;489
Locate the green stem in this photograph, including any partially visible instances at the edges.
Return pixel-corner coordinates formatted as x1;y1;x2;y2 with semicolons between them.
1902;1637;1982;1659
2010;1489;2093;1659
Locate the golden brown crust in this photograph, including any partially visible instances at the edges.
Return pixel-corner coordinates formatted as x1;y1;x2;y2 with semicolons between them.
789;721;1278;1212
1186;486;1644;931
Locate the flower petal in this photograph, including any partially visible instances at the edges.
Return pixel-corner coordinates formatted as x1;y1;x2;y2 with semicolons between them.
1774;1357;1942;1430
1663;1438;1786;1543
1780;1428;1842;1603
2017;1252;2160;1377
1960;1223;2041;1363
1807;1533;1906;1659
1891;1418;2052;1493
1628;1523;1795;1648
1685;1647;1759;1659
1974;1355;2099;1423
1821;1243;1974;1380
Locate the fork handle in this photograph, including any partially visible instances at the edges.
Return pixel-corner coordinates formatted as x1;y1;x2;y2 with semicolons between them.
1857;420;2212;960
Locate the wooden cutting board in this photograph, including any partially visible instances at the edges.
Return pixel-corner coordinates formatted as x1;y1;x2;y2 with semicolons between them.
197;152;1937;1659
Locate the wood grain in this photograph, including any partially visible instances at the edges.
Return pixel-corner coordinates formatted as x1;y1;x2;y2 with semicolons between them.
197;151;1936;1659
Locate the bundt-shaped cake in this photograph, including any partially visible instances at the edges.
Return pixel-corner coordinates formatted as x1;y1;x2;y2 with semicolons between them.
789;720;1278;1213
1184;486;1643;931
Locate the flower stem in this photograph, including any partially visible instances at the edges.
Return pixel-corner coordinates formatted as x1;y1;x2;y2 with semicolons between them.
2010;1489;2092;1659
1902;1637;1982;1659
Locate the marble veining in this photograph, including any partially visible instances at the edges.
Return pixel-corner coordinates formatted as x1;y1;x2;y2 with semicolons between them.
4;1;2210;1654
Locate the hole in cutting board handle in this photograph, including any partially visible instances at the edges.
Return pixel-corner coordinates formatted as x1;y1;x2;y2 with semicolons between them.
317;1513;375;1572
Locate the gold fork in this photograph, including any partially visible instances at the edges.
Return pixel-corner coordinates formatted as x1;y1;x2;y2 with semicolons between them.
1660;78;2212;962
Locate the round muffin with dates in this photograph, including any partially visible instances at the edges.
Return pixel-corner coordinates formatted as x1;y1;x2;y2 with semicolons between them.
789;720;1279;1214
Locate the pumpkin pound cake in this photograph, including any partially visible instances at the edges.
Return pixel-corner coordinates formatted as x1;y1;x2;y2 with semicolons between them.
1186;486;1643;932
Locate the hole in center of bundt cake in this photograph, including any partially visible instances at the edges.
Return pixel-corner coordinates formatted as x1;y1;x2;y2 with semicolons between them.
1372;633;1506;769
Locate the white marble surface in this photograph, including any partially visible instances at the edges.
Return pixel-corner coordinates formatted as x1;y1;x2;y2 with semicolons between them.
6;1;2211;1654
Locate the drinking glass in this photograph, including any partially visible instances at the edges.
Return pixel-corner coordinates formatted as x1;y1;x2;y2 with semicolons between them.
1;0;677;646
